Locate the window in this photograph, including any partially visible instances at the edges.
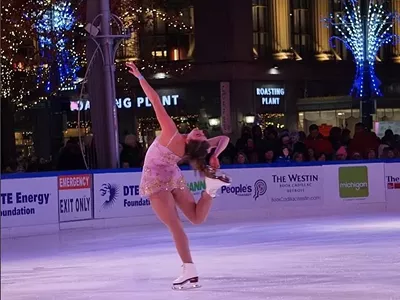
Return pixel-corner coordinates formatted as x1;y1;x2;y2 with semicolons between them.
139;1;193;62
331;0;344;12
292;0;309;9
290;0;311;56
252;0;270;58
117;32;140;59
152;50;168;58
329;0;349;60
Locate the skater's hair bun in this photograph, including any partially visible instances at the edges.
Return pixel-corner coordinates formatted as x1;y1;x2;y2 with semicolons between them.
184;140;210;175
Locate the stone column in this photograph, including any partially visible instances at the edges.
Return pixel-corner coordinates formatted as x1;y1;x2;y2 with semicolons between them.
270;0;291;60
312;0;331;61
393;0;400;63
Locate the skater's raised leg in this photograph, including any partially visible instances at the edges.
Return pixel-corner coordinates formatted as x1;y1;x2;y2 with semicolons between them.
172;177;231;225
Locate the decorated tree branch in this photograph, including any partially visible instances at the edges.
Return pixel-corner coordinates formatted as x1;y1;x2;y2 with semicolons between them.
325;0;400;98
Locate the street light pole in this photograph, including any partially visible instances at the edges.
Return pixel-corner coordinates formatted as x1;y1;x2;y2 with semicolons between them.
86;0;131;169
99;0;120;168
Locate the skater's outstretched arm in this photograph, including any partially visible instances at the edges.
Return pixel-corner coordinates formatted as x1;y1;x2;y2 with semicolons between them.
207;136;229;169
126;62;176;134
207;136;230;157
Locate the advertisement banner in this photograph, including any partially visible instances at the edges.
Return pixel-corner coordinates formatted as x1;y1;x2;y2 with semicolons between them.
58;174;92;222
384;163;400;210
205;168;269;212
182;170;205;196
94;172;153;219
265;166;324;206
323;163;386;205
1;177;58;228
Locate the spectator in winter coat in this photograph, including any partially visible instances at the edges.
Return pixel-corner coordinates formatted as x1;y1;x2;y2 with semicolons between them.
305;124;333;157
341;128;352;148
348;123;380;158
293;131;308;157
329;127;342;152
235;152;249;164
381;129;395;147
276;146;291;163
335;146;348;160
264;149;275;163
293;152;304;163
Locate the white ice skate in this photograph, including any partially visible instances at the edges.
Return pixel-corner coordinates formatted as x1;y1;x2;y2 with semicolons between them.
204;166;232;198
172;263;201;290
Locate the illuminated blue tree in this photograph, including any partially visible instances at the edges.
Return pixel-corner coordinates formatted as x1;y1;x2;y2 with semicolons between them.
34;1;79;92
326;0;399;98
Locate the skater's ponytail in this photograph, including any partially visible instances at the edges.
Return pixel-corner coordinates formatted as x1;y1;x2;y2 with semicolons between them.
184;140;210;176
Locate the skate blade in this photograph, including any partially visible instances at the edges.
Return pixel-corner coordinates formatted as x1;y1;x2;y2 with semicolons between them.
172;278;201;291
211;174;231;184
172;283;201;290
205;166;232;184
218;174;232;184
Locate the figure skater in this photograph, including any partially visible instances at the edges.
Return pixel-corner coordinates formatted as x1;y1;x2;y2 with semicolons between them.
126;62;231;289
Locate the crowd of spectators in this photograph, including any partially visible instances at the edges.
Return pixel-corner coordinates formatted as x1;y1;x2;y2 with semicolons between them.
219;123;400;165
2;122;400;173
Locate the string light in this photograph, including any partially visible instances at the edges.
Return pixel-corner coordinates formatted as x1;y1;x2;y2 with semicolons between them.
1;0;41;106
67;120;91;128
117;4;193;32
1;0;81;111
2;0;193;113
137;115;200;133
115;61;191;94
34;0;79;92
325;0;400;98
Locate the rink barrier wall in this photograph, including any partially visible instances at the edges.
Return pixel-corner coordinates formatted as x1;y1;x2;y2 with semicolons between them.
1;160;399;238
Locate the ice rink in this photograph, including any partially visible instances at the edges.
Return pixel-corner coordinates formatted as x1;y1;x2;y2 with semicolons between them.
1;214;400;300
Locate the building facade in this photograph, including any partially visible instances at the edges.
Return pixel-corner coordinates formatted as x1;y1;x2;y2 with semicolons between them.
6;0;400;161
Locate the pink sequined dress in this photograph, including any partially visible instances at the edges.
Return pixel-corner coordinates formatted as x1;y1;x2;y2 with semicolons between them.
139;132;186;197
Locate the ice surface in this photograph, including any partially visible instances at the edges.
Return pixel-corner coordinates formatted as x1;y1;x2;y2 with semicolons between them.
2;214;400;300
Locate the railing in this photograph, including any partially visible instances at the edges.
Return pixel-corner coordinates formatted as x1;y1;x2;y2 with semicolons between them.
1;159;399;238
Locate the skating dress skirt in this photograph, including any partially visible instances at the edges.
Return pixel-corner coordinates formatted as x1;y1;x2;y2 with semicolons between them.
139;138;186;197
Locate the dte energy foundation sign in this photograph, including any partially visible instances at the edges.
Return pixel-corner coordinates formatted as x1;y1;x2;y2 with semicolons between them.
93;172;153;219
0;177;58;227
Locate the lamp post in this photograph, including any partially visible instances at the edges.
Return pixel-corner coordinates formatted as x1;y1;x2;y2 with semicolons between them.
86;0;131;169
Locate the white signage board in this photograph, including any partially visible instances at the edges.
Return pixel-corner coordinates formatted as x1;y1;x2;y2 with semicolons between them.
58;174;92;222
1;177;59;228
